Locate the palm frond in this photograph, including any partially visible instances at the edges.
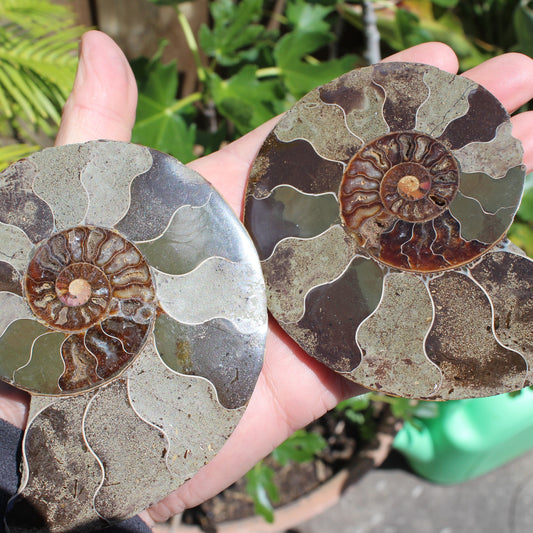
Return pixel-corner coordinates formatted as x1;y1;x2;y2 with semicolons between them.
0;0;76;36
0;143;40;171
0;0;84;132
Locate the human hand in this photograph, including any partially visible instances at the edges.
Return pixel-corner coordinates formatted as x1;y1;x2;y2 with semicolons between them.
3;30;533;528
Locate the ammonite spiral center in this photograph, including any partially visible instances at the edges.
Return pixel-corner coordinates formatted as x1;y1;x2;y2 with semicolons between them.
64;279;91;306
341;131;459;228
384;161;431;201
397;175;424;200
22;225;157;394
55;263;110;313
339;131;467;272
25;226;155;333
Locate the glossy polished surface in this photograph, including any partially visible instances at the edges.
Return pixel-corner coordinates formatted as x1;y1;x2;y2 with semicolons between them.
245;62;531;401
0;141;267;532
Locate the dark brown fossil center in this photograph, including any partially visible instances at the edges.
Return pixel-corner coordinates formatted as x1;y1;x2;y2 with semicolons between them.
23;226;157;392
25;226;154;333
381;162;434;214
340;131;464;272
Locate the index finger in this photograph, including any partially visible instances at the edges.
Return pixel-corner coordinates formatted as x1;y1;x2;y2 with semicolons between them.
381;41;459;73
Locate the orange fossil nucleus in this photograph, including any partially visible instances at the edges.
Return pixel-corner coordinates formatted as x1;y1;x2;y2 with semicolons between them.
54;263;110;314
64;279;92;306
397;175;424;200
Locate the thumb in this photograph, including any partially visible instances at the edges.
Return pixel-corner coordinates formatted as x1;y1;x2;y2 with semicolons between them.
55;30;137;146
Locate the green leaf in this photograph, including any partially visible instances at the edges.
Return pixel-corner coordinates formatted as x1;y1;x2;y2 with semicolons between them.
0;19;81;128
133;55;177;108
336;395;371;413
0;143;39;171
395;8;422;48
286;0;334;34
336;394;372;425
131;57;197;163
282;53;357;97
515;1;533;60
275;30;331;67
274;31;357;97
146;0;191;5
389;398;413;419
509;221;533;257
431;0;459;7
395;7;441;49
0;0;76;36
245;462;279;523
199;0;268;67
386;397;438;427
133;96;197;163
272;429;327;466
517;175;533;222
344;410;366;424
390;4;489;70
209;65;282;134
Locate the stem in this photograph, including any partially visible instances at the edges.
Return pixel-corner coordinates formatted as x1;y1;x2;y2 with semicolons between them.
267;0;287;31
256;66;282;78
366;392;386;403
363;0;381;64
330;10;344;60
175;5;207;83
167;91;202;114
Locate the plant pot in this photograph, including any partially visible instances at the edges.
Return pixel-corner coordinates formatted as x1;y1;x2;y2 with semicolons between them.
154;404;401;533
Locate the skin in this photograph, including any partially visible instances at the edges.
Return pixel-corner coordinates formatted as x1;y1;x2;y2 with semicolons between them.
2;30;533;528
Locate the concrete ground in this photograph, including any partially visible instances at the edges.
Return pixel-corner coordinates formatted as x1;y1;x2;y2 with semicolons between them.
293;450;533;533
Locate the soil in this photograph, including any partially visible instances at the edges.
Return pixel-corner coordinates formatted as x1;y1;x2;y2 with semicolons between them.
182;402;398;531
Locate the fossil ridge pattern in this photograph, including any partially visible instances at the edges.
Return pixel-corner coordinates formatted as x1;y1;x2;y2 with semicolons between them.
245;62;531;400
0;141;267;532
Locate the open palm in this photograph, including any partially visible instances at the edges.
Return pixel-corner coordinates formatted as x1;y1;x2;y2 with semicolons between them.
1;31;533;528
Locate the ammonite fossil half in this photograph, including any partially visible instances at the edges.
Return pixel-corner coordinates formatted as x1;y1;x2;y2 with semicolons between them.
245;62;532;400
0;141;267;532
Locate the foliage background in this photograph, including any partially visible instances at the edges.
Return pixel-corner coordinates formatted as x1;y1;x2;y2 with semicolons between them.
133;0;533;256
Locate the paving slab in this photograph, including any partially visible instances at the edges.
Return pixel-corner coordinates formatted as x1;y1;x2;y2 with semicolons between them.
294;450;533;533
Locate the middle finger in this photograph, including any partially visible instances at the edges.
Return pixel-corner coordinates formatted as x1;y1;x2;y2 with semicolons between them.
462;52;533;114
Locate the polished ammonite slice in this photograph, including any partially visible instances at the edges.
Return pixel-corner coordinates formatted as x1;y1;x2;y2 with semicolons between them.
244;61;532;401
339;131;472;271
23;226;155;393
0;141;267;532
